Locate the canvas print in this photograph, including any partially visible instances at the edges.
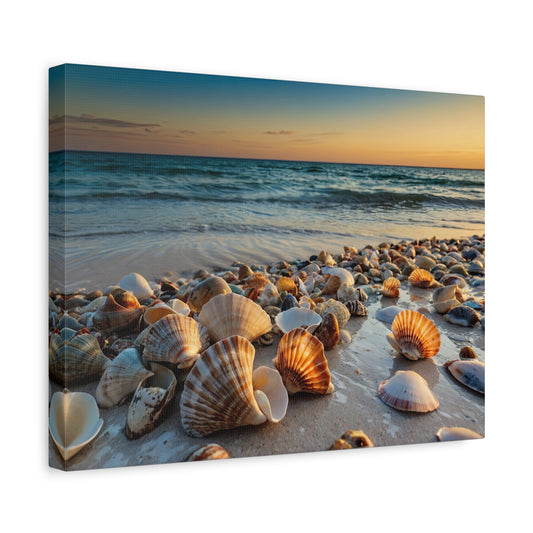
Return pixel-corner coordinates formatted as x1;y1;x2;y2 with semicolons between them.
49;64;485;471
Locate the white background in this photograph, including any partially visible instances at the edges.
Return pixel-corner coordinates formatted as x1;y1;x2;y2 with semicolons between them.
2;1;530;531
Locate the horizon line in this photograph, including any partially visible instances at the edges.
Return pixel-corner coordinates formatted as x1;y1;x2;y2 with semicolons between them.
49;148;485;171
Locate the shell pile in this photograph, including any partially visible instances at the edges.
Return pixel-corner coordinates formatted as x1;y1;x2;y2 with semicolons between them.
49;235;485;466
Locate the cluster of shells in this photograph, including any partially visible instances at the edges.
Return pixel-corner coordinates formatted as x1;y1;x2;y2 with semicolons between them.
48;235;485;462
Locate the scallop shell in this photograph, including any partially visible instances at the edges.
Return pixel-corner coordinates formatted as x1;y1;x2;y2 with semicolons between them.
273;328;334;395
387;310;440;360
198;293;272;343
444;359;485;394
188;276;232;313
180;336;281;437
91;293;145;335
380;277;400;298
49;389;104;461
49;328;111;385
315;299;351;328
275;307;322;334
95;347;154;408
378;370;439;412
187;444;230;461
436;427;483;441
119;272;154;300
126;363;177;439
408;268;436;288
314;312;340;350
143;314;202;369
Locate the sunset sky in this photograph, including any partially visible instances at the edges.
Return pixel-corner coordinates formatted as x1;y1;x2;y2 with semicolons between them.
49;64;484;169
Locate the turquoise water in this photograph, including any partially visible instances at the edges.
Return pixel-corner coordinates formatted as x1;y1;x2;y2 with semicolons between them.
49;150;484;290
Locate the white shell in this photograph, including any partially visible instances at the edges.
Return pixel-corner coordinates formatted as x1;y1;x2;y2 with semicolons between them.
95;348;153;408
321;267;355;286
444;359;485;394
49;389;104;461
251;366;288;423
375;305;403;323
275;307;322;334
436;427;483;441
168;298;191;315
378;370;439;412
119;272;154;300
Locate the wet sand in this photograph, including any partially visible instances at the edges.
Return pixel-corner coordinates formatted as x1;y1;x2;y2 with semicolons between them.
49;270;484;471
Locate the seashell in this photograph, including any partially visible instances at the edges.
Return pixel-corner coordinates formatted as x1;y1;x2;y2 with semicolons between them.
95;347;154;408
143;314;202;369
280;293;300;311
81;295;107;313
49;389;104;461
167;297;191;316
244;287;259;301
187;444;230;461
238;264;254;280
320;274;342;295
243;272;270;292
353;273;369;285
436;427;483;441
314;312;340;350
444;359;485;394
180;336;283;437
91;293;145;335
322;267;354;286
222;271;238;284
414;256;437;270
143;300;178;325
198;293;272;343
331;430;374;449
277;276;298;295
345;299;368;317
49;328;111;385
273;328;334;395
318;251;336;266
375;305;403;323
444;305;480;327
380;277;400;298
338;329;352;344
440;273;467;288
126;363;177;439
257;282;281;307
275;307;322;334
57;314;83;331
378;370;439;413
449;264;469;277
408;268;437;288
251;366;289;423
336;282;357;303
119;272;154;300
188;276;232;313
315;299;350;328
459;346;477;359
468;261;484;275
386;310;440;360
299;295;316;310
114;289;142;309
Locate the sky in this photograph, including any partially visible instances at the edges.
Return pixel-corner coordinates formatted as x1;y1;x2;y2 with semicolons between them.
49;64;484;169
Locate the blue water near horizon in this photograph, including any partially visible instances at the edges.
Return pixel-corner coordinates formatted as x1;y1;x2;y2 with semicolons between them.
49;150;485;290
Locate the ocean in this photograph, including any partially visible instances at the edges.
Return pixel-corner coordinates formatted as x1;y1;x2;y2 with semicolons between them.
49;150;484;291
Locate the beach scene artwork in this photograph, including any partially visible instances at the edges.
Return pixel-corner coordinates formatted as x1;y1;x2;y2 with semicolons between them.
49;64;484;471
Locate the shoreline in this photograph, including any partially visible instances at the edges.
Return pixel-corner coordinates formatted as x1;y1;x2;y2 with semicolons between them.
49;235;485;470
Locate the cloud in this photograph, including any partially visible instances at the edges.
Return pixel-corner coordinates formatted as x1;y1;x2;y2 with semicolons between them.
49;114;161;129
264;130;295;135
179;130;196;135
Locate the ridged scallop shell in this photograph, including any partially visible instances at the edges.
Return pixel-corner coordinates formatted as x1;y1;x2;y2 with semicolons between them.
273;328;334;395
315;299;350;328
126;363;177;439
95;347;153;408
314;312;340;350
275;307;322;334
387;310;440;360
408;268;436;288
143;314;202;369
188;276;232;313
444;359;485;394
436;426;483;441
198;293;272;343
180;336;281;437
187;444;230;461
380;277;400;298
91;293;145;335
49;389;104;461
378;370;439;412
119;272;154;300
49;328;111;385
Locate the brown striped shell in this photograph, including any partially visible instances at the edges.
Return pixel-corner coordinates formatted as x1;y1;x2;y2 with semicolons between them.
91;292;145;334
387;309;440;360
378;370;439;412
187;276;232;313
179;336;277;437
198;293;272;343
143;314;202;369
187;444;231;461
380;277;400;298
314;312;340;350
408;268;436;288
273;328;334;395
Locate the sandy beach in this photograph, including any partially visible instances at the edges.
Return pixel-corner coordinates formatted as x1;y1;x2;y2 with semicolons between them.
49;236;485;471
